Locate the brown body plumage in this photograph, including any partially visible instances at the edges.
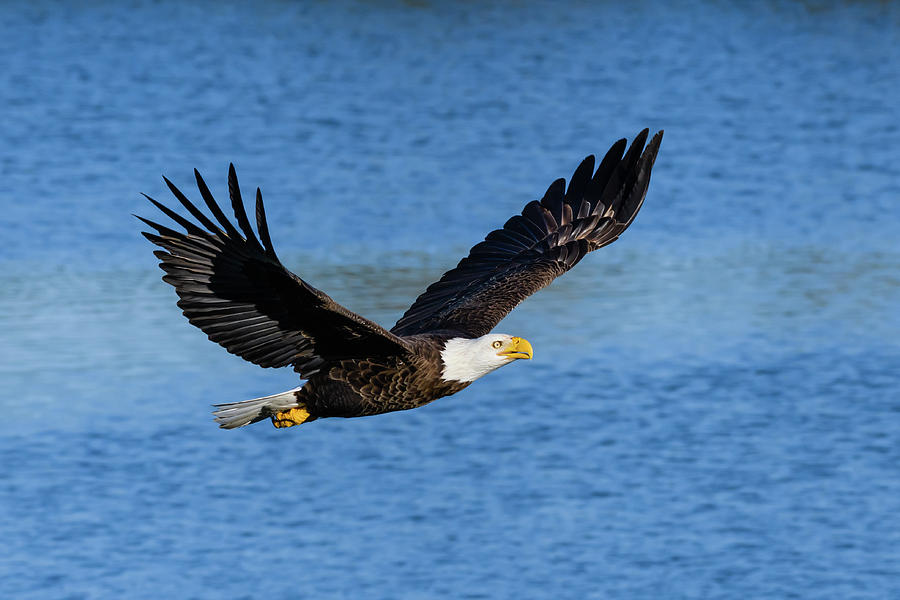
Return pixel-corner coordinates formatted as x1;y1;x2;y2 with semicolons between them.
139;129;663;429
294;334;469;420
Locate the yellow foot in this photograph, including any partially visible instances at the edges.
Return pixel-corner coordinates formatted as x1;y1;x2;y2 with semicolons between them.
272;406;311;428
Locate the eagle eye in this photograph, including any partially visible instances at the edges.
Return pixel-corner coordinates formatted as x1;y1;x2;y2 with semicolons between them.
492;341;503;349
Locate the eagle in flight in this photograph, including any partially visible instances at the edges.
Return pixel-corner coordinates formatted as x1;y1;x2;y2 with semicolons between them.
139;129;663;429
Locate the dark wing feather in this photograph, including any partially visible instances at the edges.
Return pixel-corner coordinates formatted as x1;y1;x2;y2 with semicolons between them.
391;129;663;338
140;165;409;376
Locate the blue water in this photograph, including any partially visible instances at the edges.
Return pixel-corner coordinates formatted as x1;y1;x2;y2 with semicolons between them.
2;1;899;598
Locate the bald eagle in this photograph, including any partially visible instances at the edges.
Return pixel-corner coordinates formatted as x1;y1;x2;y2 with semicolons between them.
139;129;663;429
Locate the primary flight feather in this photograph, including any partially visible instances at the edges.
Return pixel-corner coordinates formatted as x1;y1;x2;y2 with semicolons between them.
140;129;663;429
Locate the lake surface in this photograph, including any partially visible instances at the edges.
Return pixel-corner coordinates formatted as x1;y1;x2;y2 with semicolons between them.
1;1;899;598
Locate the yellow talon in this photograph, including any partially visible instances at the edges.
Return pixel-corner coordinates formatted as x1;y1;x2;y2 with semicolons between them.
272;406;310;428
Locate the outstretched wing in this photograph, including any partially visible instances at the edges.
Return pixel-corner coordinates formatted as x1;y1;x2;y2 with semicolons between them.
139;165;409;376
392;129;663;338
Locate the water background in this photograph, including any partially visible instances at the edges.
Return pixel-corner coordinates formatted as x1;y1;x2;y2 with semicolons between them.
1;1;899;598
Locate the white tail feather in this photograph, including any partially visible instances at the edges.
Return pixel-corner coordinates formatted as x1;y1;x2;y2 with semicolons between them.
212;387;302;429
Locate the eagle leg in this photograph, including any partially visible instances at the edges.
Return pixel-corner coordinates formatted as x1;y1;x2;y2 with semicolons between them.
272;406;312;428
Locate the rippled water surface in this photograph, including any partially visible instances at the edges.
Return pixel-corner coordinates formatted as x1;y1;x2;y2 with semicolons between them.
2;1;899;598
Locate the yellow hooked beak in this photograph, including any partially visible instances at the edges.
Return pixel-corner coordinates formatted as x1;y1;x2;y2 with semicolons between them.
498;336;533;360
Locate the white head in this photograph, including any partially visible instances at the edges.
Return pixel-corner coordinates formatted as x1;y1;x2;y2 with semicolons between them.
440;334;534;383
